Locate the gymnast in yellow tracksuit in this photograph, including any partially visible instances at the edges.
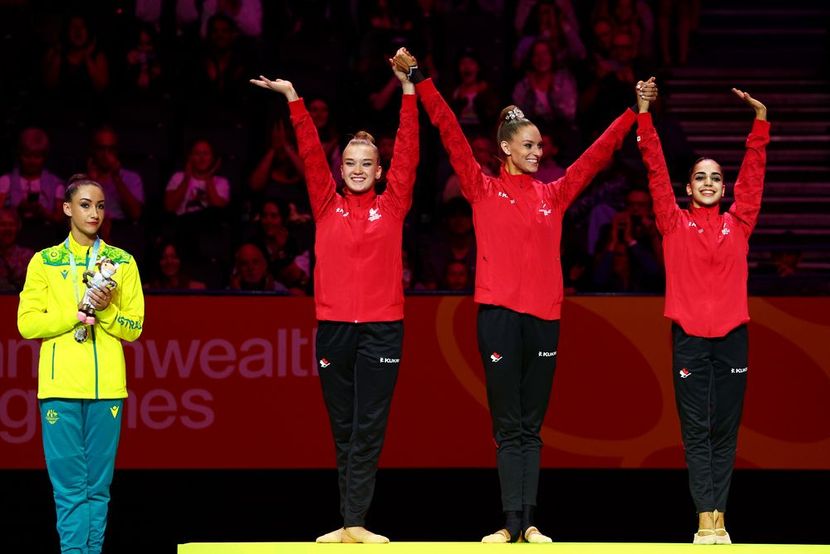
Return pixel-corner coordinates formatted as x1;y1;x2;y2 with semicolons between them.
17;174;144;554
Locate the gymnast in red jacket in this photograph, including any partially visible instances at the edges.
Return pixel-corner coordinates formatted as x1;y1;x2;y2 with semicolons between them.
636;83;769;545
393;48;657;543
250;58;418;544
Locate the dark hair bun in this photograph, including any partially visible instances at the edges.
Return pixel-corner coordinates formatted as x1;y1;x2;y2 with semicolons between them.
67;173;92;186
64;173;103;201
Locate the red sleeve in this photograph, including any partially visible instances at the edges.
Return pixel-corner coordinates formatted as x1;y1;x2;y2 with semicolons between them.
550;109;636;208
728;118;770;236
416;78;488;203
288;98;337;221
382;94;419;217
636;112;682;235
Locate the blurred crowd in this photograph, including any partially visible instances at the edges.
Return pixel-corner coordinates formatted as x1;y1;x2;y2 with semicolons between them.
1;0;809;296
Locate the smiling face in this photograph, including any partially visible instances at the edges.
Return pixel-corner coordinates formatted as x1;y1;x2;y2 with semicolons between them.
686;158;725;208
63;184;105;239
340;143;381;193
500;124;543;174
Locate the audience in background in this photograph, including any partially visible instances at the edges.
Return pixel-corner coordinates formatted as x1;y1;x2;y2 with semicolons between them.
0;3;813;296
244;199;311;294
513;0;585;70
228;242;290;293
307;97;342;174
657;0;699;66
199;0;263;38
144;240;207;290
416;197;476;291
42;14;110;102
592;0;655;61
86;126;146;261
0;128;64;248
0;209;34;292
442;136;498;202
248;120;308;215
449;48;501;137
164;138;231;217
591;188;664;292
512;39;578;133
123;23;166;97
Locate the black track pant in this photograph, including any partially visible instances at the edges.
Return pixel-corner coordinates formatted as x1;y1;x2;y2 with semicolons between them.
672;323;748;513
477;305;560;511
316;321;403;527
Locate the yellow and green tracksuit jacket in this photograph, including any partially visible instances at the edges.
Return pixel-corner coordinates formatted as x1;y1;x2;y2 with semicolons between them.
17;234;145;400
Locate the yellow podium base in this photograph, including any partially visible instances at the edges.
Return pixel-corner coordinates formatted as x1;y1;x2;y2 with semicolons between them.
178;543;830;553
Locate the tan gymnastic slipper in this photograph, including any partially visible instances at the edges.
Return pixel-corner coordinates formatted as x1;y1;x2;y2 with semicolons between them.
714;527;732;545
693;528;717;544
524;526;553;543
343;526;390;544
315;527;344;543
481;529;511;543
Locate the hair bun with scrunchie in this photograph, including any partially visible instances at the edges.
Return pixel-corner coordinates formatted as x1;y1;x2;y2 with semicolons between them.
504;107;526;122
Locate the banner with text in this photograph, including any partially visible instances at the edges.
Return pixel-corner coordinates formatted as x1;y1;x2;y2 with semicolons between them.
2;295;828;469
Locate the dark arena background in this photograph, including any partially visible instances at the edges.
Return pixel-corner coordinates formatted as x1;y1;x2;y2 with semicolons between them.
1;0;829;553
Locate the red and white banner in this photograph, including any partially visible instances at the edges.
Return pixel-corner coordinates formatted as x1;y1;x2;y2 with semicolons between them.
1;295;829;469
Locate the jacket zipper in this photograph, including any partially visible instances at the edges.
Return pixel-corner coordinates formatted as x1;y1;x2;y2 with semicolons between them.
91;326;100;399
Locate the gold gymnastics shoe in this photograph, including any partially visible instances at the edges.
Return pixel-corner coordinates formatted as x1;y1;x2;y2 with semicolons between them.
714;528;732;545
315;528;344;543
343;526;390;543
693;528;717;544
523;526;553;543
481;529;511;543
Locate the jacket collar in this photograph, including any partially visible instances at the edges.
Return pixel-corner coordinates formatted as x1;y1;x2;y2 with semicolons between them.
689;203;720;219
343;187;377;208
500;164;534;188
66;233;103;257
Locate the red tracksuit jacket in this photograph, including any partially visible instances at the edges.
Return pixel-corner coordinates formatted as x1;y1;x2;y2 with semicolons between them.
636;112;770;337
416;78;636;320
288;94;419;322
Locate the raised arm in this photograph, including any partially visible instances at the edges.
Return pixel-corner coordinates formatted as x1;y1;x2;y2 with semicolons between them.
383;55;420;215
394;48;488;203
250;76;337;221
635;78;682;235
550;80;655;208
728;88;770;235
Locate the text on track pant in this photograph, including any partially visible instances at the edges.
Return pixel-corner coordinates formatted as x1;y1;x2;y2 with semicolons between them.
672;323;748;513
40;398;123;554
316;320;403;527
477;305;560;512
